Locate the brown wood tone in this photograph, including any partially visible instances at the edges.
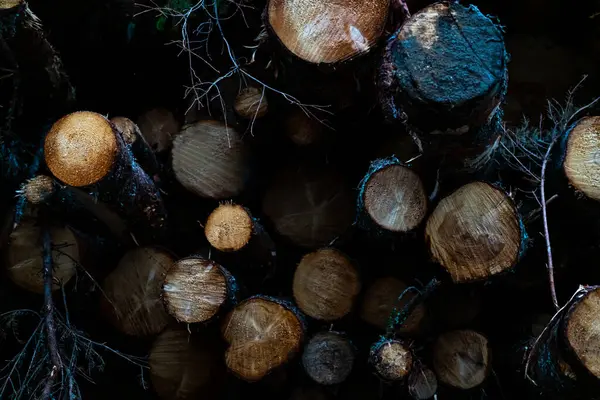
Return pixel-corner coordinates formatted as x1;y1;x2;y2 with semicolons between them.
172;120;250;200
564;286;600;379
284;108;326;147
267;0;390;64
564;116;600;202
369;339;413;381
149;328;224;400
234;87;268;119
293;248;360;321
204;203;253;252
433;330;491;389
136;108;180;153
221;296;304;382
262;163;354;248
6;219;78;293
20;175;55;204
302;331;355;385
162;257;235;323
425;182;523;283
111;116;141;146
360;276;426;334
102;247;174;336
408;366;438;400
361;163;428;233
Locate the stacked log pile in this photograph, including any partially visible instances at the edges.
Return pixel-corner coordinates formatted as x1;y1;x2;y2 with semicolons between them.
1;0;600;399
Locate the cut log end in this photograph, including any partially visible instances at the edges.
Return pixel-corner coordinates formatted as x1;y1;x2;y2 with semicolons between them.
285;109;326;147
163;257;231;323
234;87;268;119
44;111;118;187
205;204;253;252
433;330;491;390
565;287;600;379
360;276;426;334
267;0;389;64
408;366;438;400
102;247;174;336
362;163;428;232
425;182;522;283
149;328;223;400
6;221;78;294
370;339;413;381
137;108;180;153
302;331;355;385
111;116;141;145
172;120;249;199
564;116;600;201
293;248;361;321
0;0;22;10
222;296;304;382
22;175;55;204
382;2;506;131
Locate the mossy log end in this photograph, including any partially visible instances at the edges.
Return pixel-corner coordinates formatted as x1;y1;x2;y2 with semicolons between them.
266;0;390;64
221;296;305;382
302;331;355;385
162;256;237;324
44;111;168;243
357;157;428;234
292;248;361;321
425;181;525;283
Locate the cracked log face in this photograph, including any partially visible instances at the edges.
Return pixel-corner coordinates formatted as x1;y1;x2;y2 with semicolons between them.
221;297;304;382
163;257;231;323
370;339;413;381
425;182;522;283
379;2;506;133
102;247;174;336
267;0;390;64
44;111;118;187
564;116;600;202
565;287;600;379
362;164;428;232
293;248;360;321
302;331;355;385
433;330;490;389
205;204;253;253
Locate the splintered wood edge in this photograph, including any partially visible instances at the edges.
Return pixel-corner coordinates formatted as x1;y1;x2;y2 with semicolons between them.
292;248;361;321
44;111;118;187
163;257;229;323
267;0;389;64
205;203;253;252
363;164;428;232
221;296;304;381
564;116;600;201
425;182;523;283
565;286;600;378
370;340;413;381
433;330;491;389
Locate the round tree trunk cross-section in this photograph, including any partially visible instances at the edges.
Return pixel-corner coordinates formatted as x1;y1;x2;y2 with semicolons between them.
111;116;141;145
0;0;22;9
433;330;490;389
102;247;174;336
234;87;268;119
172;120;250;199
360;276;425;334
425;182;522;283
565;287;600;378
293;248;360;321
205;204;253;252
137;108;180;153
6;221;78;294
381;2;506;131
221;296;304;382
163;257;231;323
408;366;438;400
21;175;55;204
267;0;389;64
149;328;223;400
369;339;413;381
284;108;326;147
44;111;118;187
363;164;427;232
302;331;355;385
564;116;600;202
